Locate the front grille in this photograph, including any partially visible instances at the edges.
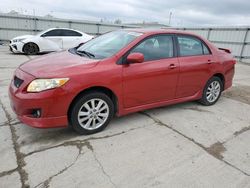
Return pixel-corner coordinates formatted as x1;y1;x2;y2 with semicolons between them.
13;76;24;88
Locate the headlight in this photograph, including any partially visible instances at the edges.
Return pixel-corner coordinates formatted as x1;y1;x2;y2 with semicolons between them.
27;78;69;92
13;38;26;43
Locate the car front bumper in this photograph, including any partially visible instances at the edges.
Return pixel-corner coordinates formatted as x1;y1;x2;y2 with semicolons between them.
9;41;24;53
8;68;70;128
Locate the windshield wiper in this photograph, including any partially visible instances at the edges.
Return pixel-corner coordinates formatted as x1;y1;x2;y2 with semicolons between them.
76;50;95;58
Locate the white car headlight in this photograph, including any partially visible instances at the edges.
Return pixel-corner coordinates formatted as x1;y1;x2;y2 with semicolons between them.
27;78;69;92
13;38;26;43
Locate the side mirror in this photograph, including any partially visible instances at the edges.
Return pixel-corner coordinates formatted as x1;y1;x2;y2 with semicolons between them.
76;42;85;49
127;53;144;64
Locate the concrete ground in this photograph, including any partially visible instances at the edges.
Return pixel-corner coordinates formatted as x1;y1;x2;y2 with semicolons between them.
0;45;250;188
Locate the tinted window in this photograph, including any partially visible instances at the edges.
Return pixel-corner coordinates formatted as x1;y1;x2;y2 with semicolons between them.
43;29;61;37
131;35;174;62
178;36;205;56
61;29;82;37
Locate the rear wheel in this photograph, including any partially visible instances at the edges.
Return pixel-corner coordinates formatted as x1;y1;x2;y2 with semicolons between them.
199;77;223;106
23;43;39;55
70;92;114;135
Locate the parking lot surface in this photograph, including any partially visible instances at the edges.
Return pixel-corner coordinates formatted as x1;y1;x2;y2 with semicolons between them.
1;45;250;188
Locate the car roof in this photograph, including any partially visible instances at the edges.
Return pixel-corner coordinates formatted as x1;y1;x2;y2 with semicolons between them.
44;28;83;33
124;28;200;37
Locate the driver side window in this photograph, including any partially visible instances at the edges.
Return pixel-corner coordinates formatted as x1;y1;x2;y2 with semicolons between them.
43;29;61;37
130;35;174;62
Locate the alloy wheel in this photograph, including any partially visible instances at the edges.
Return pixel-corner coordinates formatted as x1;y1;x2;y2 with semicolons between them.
77;98;109;130
206;80;221;103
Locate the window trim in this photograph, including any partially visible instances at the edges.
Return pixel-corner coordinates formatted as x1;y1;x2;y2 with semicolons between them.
175;34;212;57
118;34;177;65
61;29;82;37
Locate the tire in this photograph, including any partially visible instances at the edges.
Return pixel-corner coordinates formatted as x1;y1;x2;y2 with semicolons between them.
199;76;223;106
23;43;39;55
69;92;114;135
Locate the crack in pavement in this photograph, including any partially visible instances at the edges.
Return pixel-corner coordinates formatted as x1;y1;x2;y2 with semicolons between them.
33;140;117;188
22;125;150;187
21;124;151;187
0;168;18;178
0;99;29;188
0;122;9;126
33;144;85;188
222;125;250;144
24;132;126;157
0;109;149;187
24;124;149;157
140;111;250;177
233;125;250;137
87;141;117;188
180;106;214;114
10;121;22;126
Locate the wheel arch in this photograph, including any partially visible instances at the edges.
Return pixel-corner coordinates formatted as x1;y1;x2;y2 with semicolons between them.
67;86;119;121
22;42;40;53
212;73;225;90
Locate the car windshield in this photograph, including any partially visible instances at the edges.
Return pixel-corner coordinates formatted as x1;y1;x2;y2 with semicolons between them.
36;29;49;36
76;30;142;59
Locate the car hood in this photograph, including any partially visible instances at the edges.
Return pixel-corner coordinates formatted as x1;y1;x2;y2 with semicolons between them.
19;51;99;78
12;35;34;40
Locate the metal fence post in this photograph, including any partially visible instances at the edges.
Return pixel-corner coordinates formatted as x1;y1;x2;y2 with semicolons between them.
33;17;38;34
239;28;249;62
207;28;212;40
96;23;100;35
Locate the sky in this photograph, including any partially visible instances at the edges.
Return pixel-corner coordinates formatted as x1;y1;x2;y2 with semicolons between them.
0;0;250;26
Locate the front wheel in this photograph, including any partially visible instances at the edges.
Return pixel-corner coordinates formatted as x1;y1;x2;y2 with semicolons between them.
70;92;114;135
199;77;223;106
23;43;39;55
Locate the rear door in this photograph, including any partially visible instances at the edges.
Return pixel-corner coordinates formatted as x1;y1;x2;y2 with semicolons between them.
61;29;83;49
176;35;215;98
122;34;179;108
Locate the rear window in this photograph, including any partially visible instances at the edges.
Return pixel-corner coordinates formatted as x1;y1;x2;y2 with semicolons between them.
61;29;82;37
177;35;211;56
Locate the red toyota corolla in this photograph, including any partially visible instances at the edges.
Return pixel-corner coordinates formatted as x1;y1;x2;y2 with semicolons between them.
9;29;236;134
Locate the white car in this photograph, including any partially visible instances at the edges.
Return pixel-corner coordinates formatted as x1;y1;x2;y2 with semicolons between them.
9;28;93;55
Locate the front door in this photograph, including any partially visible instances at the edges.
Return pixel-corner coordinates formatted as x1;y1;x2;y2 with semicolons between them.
122;35;179;108
41;29;63;51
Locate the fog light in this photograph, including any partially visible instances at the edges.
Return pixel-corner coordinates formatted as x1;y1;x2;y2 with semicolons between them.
32;109;41;118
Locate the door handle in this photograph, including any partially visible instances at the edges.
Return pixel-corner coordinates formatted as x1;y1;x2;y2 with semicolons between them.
169;64;177;69
207;60;215;64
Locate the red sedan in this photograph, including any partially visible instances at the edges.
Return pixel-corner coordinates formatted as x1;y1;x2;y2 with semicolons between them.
9;29;236;134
